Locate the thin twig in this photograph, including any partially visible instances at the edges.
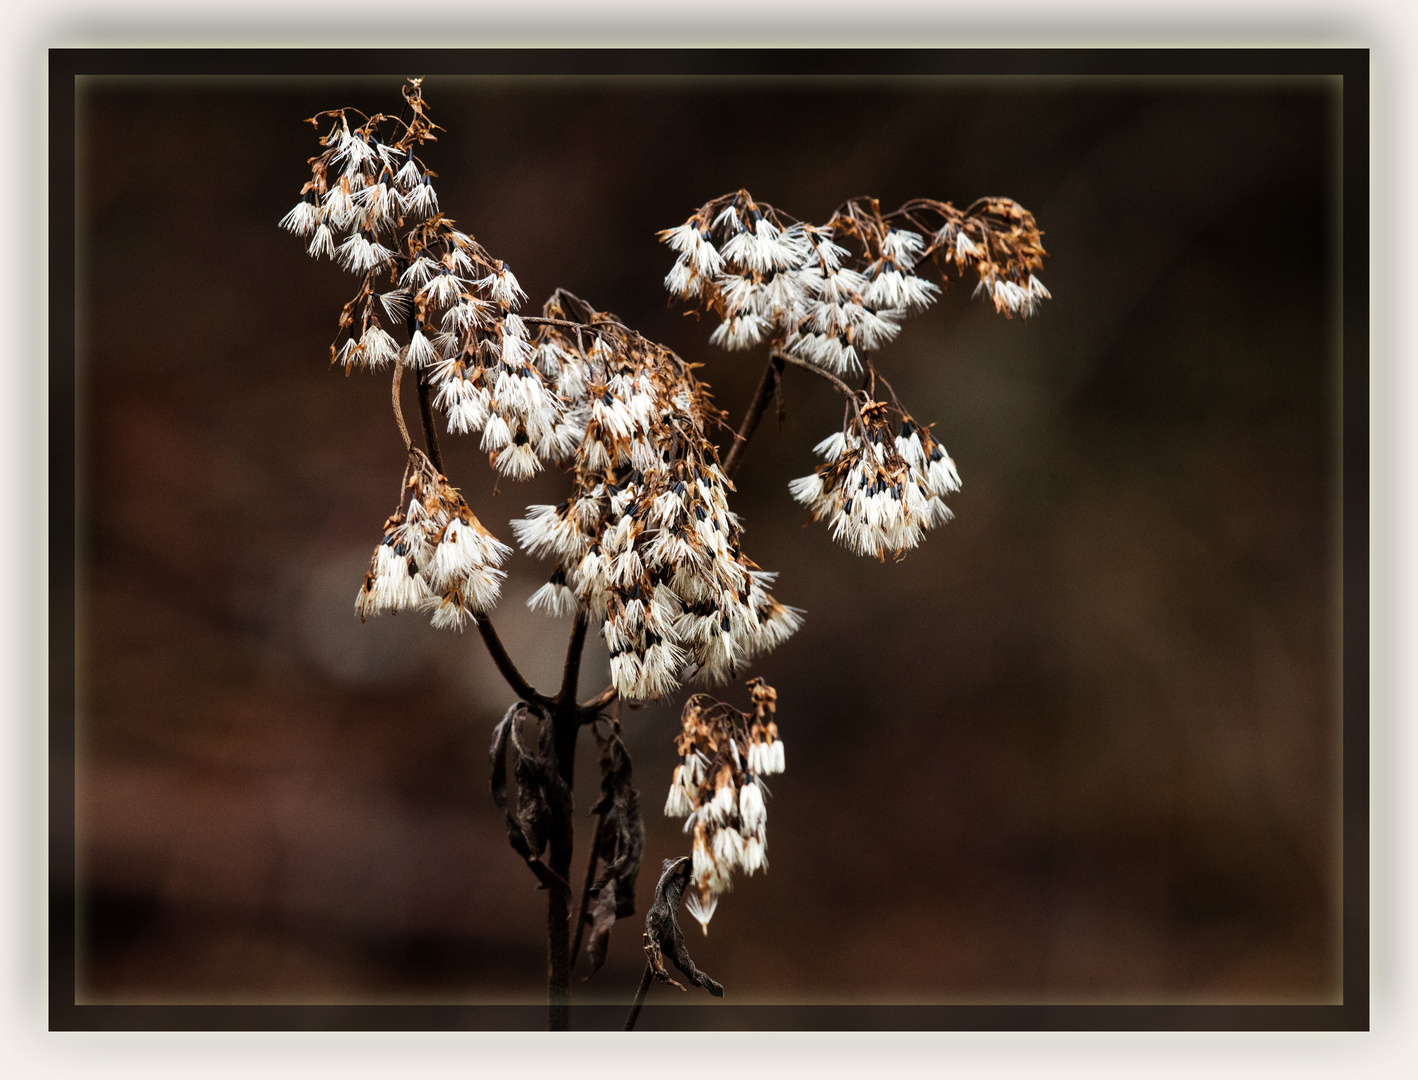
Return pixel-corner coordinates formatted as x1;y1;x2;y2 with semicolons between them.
390;358;413;451
774;349;860;401
867;361;906;412
477;620;546;706
623;964;653;1031
721;353;784;481
523;315;628;337
579;684;617;714
568;807;605;972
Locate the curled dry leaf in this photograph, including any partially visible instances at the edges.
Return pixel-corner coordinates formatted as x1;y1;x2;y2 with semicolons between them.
642;857;724;997
581;720;645;979
489;703;571;895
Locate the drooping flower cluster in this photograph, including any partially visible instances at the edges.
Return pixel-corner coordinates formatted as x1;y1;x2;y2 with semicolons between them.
356;448;511;630
513;293;802;701
278;81;574;484
661;189;1049;377
280;81;441;363
789;402;962;561
661;189;1046;560
662;679;784;934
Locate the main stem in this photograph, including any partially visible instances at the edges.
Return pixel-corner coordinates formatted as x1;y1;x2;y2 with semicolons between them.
546;610;588;1030
410;371;572;1026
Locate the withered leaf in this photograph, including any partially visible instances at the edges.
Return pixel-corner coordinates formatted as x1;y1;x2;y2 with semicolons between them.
510;709;553;854
581;722;645;980
583;879;620;977
642;857;723;997
489;703;570;896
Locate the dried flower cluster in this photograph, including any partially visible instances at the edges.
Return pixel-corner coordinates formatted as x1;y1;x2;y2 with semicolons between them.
356;447;511;629
663;188;1048;559
285;81;1051;1010
663;678;784;933
512;293;802;701
662;189;1048;375
788;402;962;560
278;80;576;482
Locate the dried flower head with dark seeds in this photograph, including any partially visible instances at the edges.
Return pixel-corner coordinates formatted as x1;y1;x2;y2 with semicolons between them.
662;189;1049;379
356;448;511;628
789;401;961;561
510;292;803;702
663;678;784;933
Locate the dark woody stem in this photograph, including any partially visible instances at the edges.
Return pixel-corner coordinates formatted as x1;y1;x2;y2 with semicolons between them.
557;611;590;708
568;803;605;973
414;367;445;473
579;684;617;715
478;621;545;707
721;352;785;481
424;340;811;1026
547;860;573;1029
624;964;653;1031
411;355;576;1026
568;699;622;971
545;612;588;1029
544;610;592;1026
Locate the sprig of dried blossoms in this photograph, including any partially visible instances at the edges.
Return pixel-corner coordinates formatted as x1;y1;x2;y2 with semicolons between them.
282;80;1048;1011
662;188;1048;560
664;679;784;931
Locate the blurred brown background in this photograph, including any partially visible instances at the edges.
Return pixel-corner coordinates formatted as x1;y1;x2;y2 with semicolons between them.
71;71;1340;1010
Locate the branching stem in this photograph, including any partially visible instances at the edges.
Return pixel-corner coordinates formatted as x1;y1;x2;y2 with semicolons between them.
558;612;590;708
580;684;617;714
476;621;546;707
542;612;591;1028
422;336;813;1029
721;353;784;481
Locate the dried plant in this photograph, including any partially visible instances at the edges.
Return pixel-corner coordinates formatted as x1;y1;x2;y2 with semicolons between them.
281;78;1049;1030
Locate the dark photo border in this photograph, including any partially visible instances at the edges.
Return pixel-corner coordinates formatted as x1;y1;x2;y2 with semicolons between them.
49;45;1369;1032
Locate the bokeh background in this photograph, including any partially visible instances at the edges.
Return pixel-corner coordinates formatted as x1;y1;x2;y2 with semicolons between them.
70;71;1342;1011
